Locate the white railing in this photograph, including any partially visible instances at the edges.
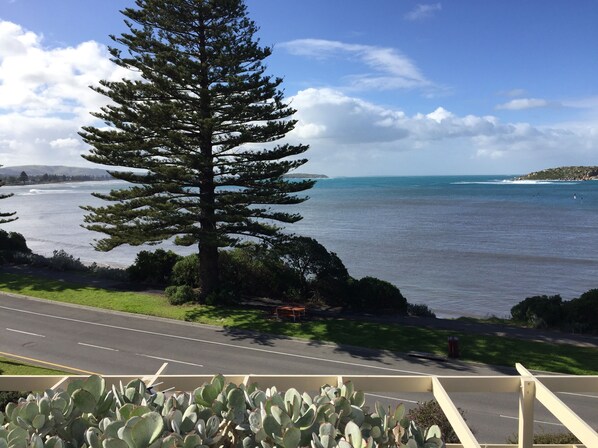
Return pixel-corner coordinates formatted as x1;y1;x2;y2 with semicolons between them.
1;363;596;448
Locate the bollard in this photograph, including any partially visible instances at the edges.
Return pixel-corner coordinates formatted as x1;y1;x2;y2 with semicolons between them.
448;336;460;358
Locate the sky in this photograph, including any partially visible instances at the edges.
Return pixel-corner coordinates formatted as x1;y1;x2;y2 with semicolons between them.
0;1;596;176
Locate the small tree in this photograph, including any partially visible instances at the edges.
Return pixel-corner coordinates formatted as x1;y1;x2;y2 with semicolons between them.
0;166;17;224
81;0;313;301
18;171;28;184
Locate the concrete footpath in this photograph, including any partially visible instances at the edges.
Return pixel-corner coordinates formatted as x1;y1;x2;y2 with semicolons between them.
2;264;598;349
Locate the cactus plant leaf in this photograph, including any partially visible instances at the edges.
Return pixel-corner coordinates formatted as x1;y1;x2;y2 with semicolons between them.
294;406;316;430
122;412;165;448
45;437;63;448
423;437;443;448
337;441;352;448
73;389;97;413
29;433;43;448
425;425;441;440
82;376;105;401
31;414;45;431
344;421;362;448
262;415;280;437
227;388;245;409
394;404;405;422
102;438;129;448
7;427;27;445
5;402;16;421
282;427;301;448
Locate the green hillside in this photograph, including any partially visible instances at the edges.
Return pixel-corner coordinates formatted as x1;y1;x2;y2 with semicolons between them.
517;166;598;181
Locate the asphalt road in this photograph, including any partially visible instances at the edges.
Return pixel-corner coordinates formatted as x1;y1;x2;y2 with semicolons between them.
1;292;596;443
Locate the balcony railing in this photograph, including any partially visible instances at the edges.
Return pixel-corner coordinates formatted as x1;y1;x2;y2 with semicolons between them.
1;363;596;448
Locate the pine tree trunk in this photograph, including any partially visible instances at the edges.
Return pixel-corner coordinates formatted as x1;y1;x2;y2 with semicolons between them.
199;241;219;301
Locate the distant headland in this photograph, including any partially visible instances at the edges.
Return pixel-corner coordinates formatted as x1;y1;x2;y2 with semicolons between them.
0;165;111;185
0;165;328;185
282;173;328;179
516;166;598;181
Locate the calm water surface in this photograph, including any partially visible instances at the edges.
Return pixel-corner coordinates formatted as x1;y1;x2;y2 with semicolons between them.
3;176;597;318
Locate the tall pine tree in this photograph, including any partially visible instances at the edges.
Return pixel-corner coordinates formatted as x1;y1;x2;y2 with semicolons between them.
80;0;313;299
0;166;17;224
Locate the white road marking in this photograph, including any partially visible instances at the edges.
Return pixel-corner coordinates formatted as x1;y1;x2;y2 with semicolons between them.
136;353;204;367
78;342;119;351
365;392;419;404
0;304;427;375
560;391;598;399
499;414;564;427
6;328;45;337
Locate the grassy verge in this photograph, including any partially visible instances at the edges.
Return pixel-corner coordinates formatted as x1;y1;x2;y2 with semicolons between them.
0;357;67;375
1;272;597;375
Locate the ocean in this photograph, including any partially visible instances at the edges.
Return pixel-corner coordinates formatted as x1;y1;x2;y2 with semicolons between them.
2;175;597;318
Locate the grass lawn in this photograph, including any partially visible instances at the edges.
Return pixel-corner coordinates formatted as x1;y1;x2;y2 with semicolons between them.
1;272;597;375
0;357;67;375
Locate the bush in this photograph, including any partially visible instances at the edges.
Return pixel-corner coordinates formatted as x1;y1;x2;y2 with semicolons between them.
349;276;408;313
0;230;31;263
0;391;28;412
564;288;598;334
165;284;198;305
46;249;87;272
0;229;30;253
510;294;564;328
171;253;200;287
276;237;351;305
127;249;181;285
408;303;436;318
407;400;466;444
219;245;300;300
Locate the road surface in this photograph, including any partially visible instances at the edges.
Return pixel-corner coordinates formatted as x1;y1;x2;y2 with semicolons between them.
0;292;596;443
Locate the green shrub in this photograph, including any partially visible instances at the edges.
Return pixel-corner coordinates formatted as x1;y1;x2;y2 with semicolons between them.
349;276;408;313
127;249;181;285
0;230;30;253
171;253;200;287
219;244;300;300
46;249;87;272
510;294;564;328
276;237;351;305
564;288;598;334
407;400;466;444
0;230;31;263
165;284;198;305
0;391;28;412
408;303;436;318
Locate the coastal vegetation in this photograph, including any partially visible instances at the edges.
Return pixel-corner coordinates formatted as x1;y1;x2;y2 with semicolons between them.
510;291;598;334
80;0;313;301
517;165;598;181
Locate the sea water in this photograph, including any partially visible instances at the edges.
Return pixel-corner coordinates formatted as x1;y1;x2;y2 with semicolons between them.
2;175;597;318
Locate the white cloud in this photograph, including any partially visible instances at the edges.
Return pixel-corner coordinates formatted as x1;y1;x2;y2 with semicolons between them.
404;3;442;21
286;88;598;175
0;20;128;166
496;98;551;110
280;39;430;90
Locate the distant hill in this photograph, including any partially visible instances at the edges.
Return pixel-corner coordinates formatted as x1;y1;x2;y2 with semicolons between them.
517;166;598;181
282;173;328;179
0;165;111;178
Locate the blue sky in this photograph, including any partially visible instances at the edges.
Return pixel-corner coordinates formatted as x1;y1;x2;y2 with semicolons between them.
0;0;596;175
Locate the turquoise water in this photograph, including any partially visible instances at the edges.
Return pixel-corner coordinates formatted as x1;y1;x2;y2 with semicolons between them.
3;175;598;317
